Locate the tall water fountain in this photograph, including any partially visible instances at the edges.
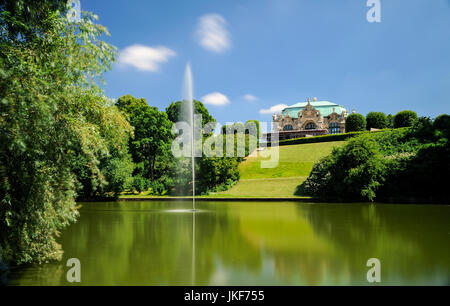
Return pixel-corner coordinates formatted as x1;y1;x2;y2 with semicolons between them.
182;63;196;211
182;63;196;285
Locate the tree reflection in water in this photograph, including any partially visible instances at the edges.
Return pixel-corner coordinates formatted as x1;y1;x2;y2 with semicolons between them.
7;201;450;286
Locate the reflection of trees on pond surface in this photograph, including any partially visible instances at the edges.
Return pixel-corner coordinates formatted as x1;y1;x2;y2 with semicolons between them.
296;203;450;284
60;202;261;285
8;202;261;285
8;202;450;285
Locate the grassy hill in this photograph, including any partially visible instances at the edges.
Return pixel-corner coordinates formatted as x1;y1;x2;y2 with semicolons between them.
215;141;345;198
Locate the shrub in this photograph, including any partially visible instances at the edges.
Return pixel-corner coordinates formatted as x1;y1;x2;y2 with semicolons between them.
366;112;388;130
300;125;449;203
378;143;450;202
132;175;150;193
301;135;387;201
197;156;240;194
149;181;166;196
394;110;418;128
345;113;366;132
409;117;435;143
275;130;377;147
433;114;450;137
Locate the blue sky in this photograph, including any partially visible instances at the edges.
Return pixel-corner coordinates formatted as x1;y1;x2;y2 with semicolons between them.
82;0;450;126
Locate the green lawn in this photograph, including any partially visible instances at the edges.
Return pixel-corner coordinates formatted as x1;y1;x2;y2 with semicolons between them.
218;141;345;197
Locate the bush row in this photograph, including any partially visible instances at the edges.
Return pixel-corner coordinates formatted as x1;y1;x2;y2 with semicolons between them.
270;130;384;146
297;116;450;203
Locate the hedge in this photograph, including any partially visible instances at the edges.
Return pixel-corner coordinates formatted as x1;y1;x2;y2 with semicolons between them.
268;130;386;147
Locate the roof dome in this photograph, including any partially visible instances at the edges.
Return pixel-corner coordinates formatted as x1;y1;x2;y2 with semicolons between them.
282;100;347;118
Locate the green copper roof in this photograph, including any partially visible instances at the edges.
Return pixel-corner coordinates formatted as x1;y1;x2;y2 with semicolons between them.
282;101;347;118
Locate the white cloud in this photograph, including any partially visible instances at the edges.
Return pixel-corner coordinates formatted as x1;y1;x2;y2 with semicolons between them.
243;94;258;102
119;44;176;72
259;104;288;115
196;14;231;53
201;92;230;106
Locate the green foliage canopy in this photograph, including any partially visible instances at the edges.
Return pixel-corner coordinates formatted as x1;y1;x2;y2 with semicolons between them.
0;1;129;264
345;113;366;132
116;95;173;182
300;120;449;202
165;100;215;127
366;112;388;130
394;110;418;128
433;114;450;138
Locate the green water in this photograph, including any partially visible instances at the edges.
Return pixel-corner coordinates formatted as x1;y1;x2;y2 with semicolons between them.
7;201;450;286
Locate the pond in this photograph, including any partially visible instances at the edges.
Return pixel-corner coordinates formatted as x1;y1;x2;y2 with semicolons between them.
6;201;450;286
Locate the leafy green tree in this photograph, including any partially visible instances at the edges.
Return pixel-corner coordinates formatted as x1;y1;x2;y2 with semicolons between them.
71;102;135;199
116;95;148;118
116;95;173;182
166;102;244;195
366;112;388;130
100;151;134;196
197;157;240;193
72;143;134;199
166;100;215;127
394;110;418;128
0;1;129;264
345;113;366;132
433;114;450;138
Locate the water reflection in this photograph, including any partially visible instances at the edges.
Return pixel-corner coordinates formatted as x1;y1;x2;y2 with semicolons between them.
7;201;450;286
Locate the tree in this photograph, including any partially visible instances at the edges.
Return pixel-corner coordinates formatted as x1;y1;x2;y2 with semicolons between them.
166;100;215;127
166;101;243;195
345;113;366;132
366;112;387;130
116;95;173;182
433;114;450;138
197;157;240;193
72;141;134;200
0;1;128;264
394;110;418;128
116;94;148;117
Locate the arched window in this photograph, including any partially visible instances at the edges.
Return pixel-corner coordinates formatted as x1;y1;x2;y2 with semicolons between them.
305;122;316;130
329;122;340;134
283;124;293;131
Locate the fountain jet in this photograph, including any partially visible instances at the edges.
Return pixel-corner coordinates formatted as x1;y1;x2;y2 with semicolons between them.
182;63;195;211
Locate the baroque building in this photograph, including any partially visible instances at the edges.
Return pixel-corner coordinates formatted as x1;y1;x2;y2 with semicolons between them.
266;98;348;141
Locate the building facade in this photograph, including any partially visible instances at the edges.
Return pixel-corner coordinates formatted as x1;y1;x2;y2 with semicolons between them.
266;98;348;141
